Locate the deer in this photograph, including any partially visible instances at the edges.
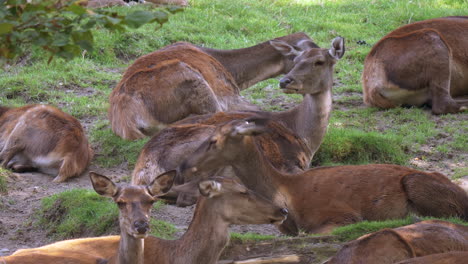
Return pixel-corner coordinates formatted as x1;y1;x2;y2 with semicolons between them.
177;119;468;235
131;37;345;207
108;32;319;140
395;251;468;264
5;170;176;264
362;16;468;114
3;177;287;264
0;104;93;182
324;220;468;264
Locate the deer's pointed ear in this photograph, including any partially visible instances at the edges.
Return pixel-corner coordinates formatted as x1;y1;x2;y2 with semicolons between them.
90;172;118;198
199;180;222;198
270;40;302;56
328;37;345;59
148;170;176;196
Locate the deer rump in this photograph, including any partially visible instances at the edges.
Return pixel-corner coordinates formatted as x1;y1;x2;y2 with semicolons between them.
0;104;92;182
362;16;468;114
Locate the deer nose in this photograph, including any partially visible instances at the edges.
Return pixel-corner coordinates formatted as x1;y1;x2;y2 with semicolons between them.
134;220;149;234
280;208;289;216
279;78;292;88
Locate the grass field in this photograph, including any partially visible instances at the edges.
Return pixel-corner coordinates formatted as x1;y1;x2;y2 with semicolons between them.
1;0;467;253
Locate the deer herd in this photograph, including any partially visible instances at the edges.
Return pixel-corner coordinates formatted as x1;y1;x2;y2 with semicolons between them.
1;16;467;264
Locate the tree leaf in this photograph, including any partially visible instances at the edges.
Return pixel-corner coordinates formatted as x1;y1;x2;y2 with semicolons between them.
0;23;13;35
124;11;155;28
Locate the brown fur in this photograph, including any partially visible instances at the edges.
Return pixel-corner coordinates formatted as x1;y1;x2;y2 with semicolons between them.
363;16;468;114
325;220;468;264
396;251;468;264
0;104;93;182
4;178;286;264
108;33;314;140
131;37;345;203
178;120;468;235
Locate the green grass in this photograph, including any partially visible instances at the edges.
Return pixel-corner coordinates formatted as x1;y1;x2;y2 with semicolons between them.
150;219;177;239
0;168;9;194
453;167;468;180
37;189;119;239
331;216;468;242
90;120;149;169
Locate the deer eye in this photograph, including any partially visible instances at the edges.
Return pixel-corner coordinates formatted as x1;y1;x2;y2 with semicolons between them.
117;202;125;208
315;61;325;66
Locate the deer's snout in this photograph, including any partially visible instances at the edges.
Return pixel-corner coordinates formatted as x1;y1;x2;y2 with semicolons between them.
134;220;149;234
280;77;293;88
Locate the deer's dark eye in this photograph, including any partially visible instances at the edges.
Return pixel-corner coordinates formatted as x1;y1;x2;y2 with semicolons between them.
315;61;324;66
117;202;125;208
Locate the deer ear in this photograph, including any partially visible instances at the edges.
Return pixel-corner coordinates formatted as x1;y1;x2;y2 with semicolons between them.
199;180;222;198
148;170;176;196
90;172;118;198
231;118;268;137
328;37;345;59
270;40;302;56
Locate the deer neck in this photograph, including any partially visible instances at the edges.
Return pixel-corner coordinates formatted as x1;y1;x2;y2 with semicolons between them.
276;90;332;158
177;198;230;264
115;230;144;264
230;139;293;207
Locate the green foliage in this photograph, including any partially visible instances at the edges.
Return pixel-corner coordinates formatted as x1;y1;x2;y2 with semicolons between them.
453;167;468;180
0;0;181;62
332;216;468;242
150;219;177;239
37;189;119;239
90;120;149;168
313;127;408;166
230;232;277;242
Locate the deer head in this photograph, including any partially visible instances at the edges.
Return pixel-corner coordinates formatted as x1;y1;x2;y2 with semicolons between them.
176;119;267;184
90;171;175;238
174;177;288;225
272;37;345;95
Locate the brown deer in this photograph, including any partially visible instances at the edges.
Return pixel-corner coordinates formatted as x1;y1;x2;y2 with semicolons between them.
131;37;345;206
177;119;468;235
3;177;287;264
108;33;318;140
5;170;176;264
395;251;468;264
0;104;93;182
324;220;468;264
362;16;468;114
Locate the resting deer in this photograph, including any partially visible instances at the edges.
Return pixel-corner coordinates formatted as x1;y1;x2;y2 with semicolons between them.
177;119;468;235
0;104;93;182
362;16;468;114
395;251;468;264
132;37;345;207
108;33;318;140
3;177;287;264
5;170;175;264
324;220;468;264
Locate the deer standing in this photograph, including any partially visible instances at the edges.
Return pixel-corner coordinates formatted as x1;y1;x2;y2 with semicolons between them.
3;177;286;264
108;33;317;140
178;119;468;235
131;37;345;208
0;104;93;182
362;16;468;114
325;220;468;264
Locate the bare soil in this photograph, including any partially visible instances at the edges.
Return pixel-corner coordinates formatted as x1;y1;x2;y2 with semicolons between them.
0;87;467;263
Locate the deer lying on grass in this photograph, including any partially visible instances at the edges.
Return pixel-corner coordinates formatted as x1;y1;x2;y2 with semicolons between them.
108;33;318;140
4;177;287;264
132;37;345;207
395;251;468;264
177;119;468;235
324;220;468;264
0;104;93;182
362;16;468;114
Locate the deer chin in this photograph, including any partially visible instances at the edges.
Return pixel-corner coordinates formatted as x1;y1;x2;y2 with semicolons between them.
130;232;149;239
270;216;287;226
281;86;302;94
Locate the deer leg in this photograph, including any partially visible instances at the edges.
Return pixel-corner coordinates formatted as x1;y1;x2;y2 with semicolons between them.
53;156;78;183
402;173;468;220
430;81;463;114
0;144;23;169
